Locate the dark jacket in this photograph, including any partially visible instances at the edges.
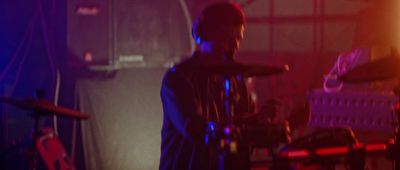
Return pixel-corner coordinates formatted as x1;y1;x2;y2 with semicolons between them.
159;53;254;170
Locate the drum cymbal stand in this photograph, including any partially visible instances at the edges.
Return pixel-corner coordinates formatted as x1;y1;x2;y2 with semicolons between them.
216;74;250;170
26;89;46;170
392;85;400;170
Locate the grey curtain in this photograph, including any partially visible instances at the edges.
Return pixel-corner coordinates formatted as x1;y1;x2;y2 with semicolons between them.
77;68;166;170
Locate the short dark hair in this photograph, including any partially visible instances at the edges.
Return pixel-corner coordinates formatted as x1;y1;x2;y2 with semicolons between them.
192;2;245;41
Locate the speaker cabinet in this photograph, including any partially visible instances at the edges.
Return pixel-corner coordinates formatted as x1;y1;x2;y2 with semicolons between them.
67;0;192;68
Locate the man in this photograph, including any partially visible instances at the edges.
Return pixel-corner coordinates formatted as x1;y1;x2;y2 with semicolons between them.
159;2;255;170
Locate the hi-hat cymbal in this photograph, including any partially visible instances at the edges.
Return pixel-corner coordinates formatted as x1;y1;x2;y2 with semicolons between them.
186;61;290;77
338;56;400;83
0;97;89;120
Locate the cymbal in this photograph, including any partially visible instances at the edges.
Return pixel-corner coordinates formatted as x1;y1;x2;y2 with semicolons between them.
338;56;400;83
0;97;89;120
188;62;290;77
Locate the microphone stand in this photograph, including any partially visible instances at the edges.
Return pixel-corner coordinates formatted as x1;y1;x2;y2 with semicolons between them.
217;54;250;170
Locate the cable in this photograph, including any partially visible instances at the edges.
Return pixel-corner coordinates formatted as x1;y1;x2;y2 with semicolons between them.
7;28;34;96
37;0;56;74
37;0;62;137
37;0;78;163
178;0;196;53
52;70;61;136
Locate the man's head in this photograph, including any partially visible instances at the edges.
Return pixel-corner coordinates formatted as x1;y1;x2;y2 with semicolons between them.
192;2;246;60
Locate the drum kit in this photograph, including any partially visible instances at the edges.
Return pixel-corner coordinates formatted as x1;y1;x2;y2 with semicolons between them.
282;56;400;170
194;56;400;170
0;93;89;170
1;55;400;170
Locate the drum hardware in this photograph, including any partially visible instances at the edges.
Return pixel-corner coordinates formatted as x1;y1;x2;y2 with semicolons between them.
297;51;400;168
264;128;358;170
241;121;291;148
277;142;388;167
35;128;76;170
206;120;292;169
392;108;400;170
0;97;89;120
176;60;289;78
318;54;399;130
333;50;400;169
338;52;400;83
297;138;400;170
197;60;290;170
0;91;89;170
252;140;398;170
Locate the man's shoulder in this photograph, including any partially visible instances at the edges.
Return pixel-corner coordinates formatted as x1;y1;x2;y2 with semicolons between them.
175;56;198;67
163;58;193;80
166;56;198;74
161;58;197;91
162;51;205;84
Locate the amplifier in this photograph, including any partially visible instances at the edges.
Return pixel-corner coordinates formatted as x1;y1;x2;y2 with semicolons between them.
308;89;398;131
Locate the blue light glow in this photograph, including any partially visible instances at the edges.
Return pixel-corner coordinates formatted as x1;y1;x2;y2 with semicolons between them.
225;79;230;90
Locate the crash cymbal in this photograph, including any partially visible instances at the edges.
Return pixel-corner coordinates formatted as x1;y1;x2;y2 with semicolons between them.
187;61;289;77
338;56;400;83
0;97;89;120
